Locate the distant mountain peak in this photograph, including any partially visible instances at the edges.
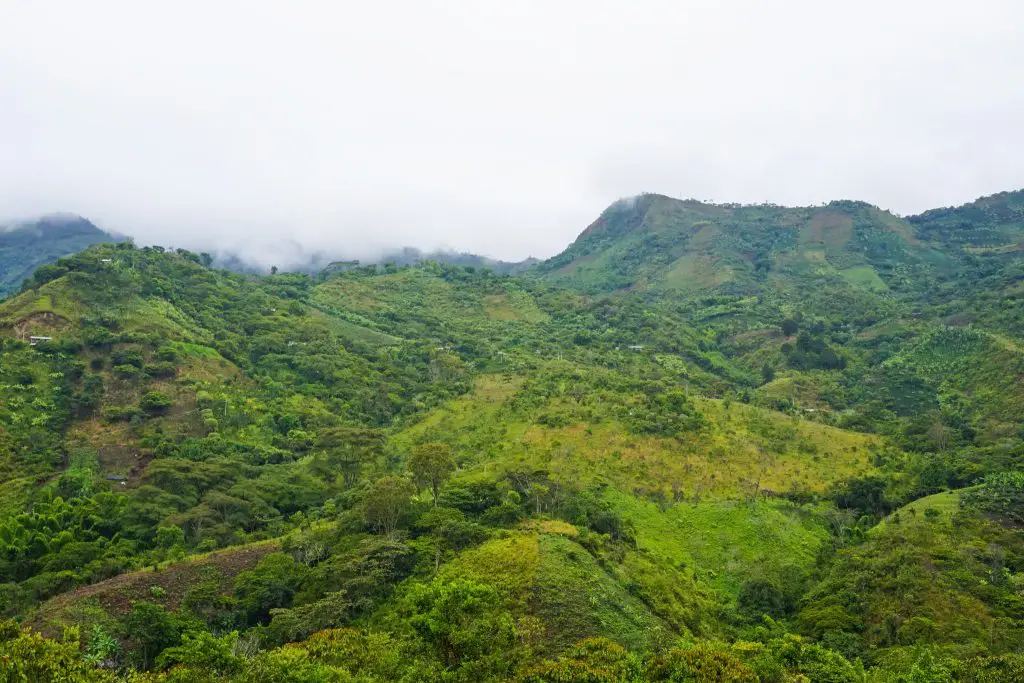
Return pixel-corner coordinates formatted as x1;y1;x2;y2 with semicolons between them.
4;213;101;232
0;214;114;297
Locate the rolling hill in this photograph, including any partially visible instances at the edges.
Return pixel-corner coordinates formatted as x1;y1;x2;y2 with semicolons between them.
0;191;1023;681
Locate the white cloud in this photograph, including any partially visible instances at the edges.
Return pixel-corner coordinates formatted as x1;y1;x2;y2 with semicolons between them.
1;0;1022;261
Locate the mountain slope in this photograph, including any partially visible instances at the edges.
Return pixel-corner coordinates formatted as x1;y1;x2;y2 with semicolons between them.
909;188;1024;251
2;193;1024;680
536;194;943;296
0;215;114;297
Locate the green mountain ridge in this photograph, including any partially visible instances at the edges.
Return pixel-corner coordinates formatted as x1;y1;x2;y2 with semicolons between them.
0;215;114;298
536;193;976;296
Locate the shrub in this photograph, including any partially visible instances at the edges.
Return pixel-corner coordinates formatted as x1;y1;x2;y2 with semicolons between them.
105;406;142;423
112;349;145;369
113;364;142;381
145;361;178;379
646;644;757;682
154;346;180;363
140;391;173;415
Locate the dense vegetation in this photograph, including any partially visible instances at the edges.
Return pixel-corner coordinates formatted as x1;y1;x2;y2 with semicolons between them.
1;190;1023;681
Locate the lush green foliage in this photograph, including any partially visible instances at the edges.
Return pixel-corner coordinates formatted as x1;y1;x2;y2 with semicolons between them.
1;189;1023;680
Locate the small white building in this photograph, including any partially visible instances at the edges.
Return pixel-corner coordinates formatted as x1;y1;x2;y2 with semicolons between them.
28;336;52;346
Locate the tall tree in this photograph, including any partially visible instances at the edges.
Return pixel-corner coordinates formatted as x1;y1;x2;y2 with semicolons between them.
315;427;385;486
409;442;456;505
364;476;416;538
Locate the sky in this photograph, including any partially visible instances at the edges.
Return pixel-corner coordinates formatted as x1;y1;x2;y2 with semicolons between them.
2;1;1023;264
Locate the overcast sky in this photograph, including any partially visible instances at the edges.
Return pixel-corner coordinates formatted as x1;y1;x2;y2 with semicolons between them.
2;1;1023;263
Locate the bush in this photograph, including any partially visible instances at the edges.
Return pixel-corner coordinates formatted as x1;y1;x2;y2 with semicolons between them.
112;349;145;369
234;553;310;624
113;364;142;381
738;579;786;619
105;406;142;423
154;346;180;363
646;645;757;682
439;480;503;515
140;391;173;415
145;361;178;379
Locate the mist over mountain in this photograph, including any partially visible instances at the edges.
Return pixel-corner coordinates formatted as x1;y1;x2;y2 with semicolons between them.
3;187;1019;293
0;210;541;293
0;214;115;296
208;243;537;276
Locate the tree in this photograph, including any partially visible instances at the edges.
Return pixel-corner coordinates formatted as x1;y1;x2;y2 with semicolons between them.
645;644;757;682
781;318;799;336
156;630;242;674
125;601;182;670
409;442;456;505
963;471;1024;525
520;638;639;682
154;525;185;551
831;475;891;518
738;578;786;619
363;476;416;538
314;427;385;487
403;578;516;676
266;591;351;645
234;553;309;623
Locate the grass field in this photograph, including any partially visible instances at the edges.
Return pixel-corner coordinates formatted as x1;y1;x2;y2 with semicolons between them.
840;266;889;292
399;375;877;500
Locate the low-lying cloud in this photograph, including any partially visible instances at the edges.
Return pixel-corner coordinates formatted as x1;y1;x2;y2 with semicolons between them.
2;1;1022;262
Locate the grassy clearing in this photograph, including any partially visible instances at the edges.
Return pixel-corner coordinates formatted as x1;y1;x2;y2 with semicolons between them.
801;212;854;251
607;489;829;599
662;253;733;290
483;293;550;323
398;376;877;499
840;266;889;292
871;489;964;534
0;283;82;336
309;308;402;346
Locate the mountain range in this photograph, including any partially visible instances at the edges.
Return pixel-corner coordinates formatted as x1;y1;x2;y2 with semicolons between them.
6;188;1022;295
0;189;1022;681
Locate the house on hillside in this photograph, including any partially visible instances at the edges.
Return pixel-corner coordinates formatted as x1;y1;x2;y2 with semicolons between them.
28;336;52;346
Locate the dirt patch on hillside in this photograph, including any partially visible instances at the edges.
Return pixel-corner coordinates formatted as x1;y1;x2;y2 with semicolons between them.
30;540;280;636
11;311;72;339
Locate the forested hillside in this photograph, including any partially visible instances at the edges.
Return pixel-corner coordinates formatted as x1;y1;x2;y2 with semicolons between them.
0;216;113;297
1;191;1023;681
